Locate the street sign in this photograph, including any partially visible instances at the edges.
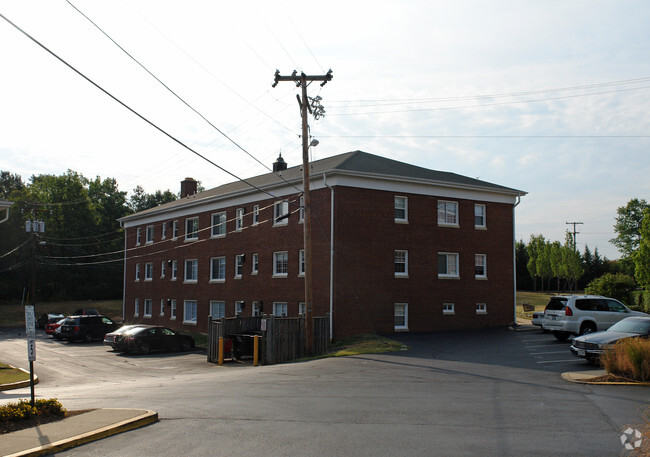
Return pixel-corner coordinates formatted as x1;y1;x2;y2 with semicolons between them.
27;340;36;362
25;305;35;338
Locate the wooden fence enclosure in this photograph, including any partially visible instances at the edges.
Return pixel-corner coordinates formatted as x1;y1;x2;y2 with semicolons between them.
207;315;330;365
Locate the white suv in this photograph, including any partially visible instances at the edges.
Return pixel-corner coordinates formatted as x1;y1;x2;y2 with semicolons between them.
542;295;648;340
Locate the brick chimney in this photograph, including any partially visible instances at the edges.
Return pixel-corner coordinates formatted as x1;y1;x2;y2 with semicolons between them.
180;178;197;197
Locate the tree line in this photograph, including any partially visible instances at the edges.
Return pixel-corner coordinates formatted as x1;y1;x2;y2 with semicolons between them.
0;170;178;303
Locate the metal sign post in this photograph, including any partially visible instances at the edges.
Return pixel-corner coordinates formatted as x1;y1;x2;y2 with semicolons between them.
24;305;36;406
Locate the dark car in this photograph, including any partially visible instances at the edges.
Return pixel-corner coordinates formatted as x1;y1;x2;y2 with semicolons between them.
570;316;650;363
114;326;195;354
103;324;150;350
73;308;100;316
37;313;64;329
58;315;120;343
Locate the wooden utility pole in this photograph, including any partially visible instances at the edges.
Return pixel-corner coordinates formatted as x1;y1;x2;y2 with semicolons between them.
273;70;332;354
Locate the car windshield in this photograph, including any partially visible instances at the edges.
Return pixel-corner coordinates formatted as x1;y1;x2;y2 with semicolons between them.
608;319;650;335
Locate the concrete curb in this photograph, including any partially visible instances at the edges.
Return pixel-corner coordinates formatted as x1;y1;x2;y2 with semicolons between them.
561;370;650;386
0;366;38;392
4;409;158;457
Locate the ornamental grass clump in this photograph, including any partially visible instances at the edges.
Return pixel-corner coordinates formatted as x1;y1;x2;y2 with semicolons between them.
0;399;65;423
601;338;650;382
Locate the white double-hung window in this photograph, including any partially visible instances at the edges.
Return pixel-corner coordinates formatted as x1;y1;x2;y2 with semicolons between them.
185;259;198;283
210;256;226;282
475;254;487;279
273;251;288;277
185;217;199;240
211;212;226;237
438;252;459;278
437;201;458;226
394;250;408;277
395;196;408;222
394;303;408;331
273;200;289;226
475;204;486;229
184;300;197;324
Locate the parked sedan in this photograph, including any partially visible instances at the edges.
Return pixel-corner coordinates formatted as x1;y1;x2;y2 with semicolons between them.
103;324;150;349
114;326;195;354
37;313;64;329
570;316;650;363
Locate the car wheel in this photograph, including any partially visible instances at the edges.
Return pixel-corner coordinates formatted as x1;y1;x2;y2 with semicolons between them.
139;342;150;355
579;322;597;335
553;331;570;341
83;332;93;343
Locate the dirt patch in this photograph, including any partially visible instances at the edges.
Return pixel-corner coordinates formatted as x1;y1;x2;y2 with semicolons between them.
0;410;92;435
587;373;648;384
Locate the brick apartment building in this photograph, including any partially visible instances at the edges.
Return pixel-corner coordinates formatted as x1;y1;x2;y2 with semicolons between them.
119;150;526;339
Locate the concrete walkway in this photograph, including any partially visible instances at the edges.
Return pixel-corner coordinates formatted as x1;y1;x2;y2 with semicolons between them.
0;408;157;457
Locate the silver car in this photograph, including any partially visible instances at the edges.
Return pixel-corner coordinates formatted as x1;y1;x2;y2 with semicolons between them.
542;295;648;340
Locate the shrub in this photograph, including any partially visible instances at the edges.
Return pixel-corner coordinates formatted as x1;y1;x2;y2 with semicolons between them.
0;398;65;423
601;338;650;382
585;273;636;305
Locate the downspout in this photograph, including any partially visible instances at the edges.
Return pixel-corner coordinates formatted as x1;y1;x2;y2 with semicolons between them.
513;194;521;325
323;173;334;340
120;220;127;322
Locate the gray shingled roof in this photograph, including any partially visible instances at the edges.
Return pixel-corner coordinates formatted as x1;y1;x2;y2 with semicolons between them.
121;150;525;221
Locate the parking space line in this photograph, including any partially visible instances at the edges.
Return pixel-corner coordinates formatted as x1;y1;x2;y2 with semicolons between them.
536;359;578;364
529;351;570;355
523;344;569;348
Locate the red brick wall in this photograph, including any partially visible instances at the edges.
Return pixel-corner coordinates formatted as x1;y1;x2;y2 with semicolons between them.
123;184;515;339
331;186;515;338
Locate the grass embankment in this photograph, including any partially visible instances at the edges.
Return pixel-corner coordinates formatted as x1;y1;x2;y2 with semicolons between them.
0;299;123;327
327;334;406;356
0;364;29;385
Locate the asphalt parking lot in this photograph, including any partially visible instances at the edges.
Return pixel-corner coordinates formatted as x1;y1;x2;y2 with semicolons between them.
1;325;648;457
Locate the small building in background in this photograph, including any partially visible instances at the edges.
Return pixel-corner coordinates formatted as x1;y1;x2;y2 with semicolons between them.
119;150;526;339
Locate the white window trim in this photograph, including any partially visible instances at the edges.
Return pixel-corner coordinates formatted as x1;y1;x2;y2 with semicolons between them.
160;299;165;317
135;263;140;282
273;302;288;317
210;300;226;319
273;200;289;226
134;298;139;317
183;300;198;325
211;212;227;238
161;222;167;240
438;200;459;227
235;300;244;316
475;254;487;280
184;259;198;283
160;261;166;278
185;217;199;241
170;299;177;320
394;303;408;331
299;196;304;223
475;204;487;229
235;208;244;231
298;302;306;315
234;255;244;278
476;303;487;314
438;252;460;279
252;301;260;317
171;260;178;281
253;205;260;225
273;251;288;278
144;299;152;318
136;227;141;246
172;220;179;239
394;250;408;278
146;225;154;244
298;250;305;277
252;253;259;275
395;196;408;223
443;303;455;315
144;262;153;281
210;256;226;283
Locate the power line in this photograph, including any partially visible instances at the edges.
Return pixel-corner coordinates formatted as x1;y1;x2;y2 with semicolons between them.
319;134;650;139
0;12;280;202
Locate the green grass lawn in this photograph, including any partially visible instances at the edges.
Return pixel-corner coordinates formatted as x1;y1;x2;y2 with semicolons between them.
515;290;585;316
0;364;30;385
0;299;123;327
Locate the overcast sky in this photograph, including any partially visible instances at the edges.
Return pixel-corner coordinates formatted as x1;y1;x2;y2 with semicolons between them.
1;1;649;260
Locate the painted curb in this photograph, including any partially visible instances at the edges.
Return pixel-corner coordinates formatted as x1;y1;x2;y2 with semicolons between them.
561;372;650;386
0;366;38;391
4;409;158;457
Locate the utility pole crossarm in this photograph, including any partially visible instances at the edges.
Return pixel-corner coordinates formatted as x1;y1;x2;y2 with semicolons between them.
273;69;333;87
